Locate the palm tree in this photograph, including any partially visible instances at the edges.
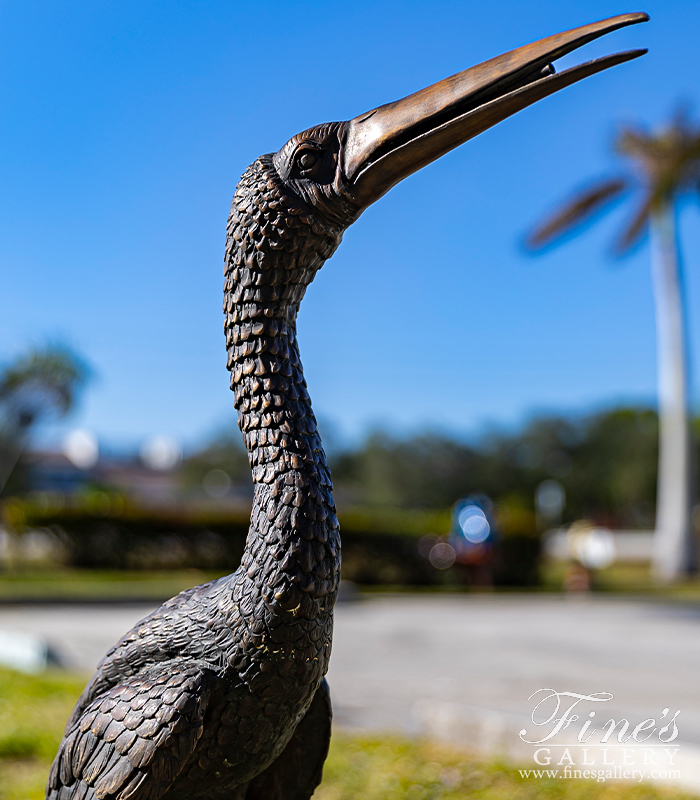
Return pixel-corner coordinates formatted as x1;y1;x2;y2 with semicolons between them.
526;111;700;583
0;343;90;492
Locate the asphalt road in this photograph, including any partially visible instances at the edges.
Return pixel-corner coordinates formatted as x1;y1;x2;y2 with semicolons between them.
2;594;699;758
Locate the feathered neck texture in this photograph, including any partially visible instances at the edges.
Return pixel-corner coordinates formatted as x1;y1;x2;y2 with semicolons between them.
223;154;349;611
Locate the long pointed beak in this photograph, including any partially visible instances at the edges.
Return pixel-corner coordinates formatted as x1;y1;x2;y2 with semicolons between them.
343;12;648;209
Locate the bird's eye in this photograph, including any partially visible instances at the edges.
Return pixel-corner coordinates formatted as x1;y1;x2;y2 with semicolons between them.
297;151;317;170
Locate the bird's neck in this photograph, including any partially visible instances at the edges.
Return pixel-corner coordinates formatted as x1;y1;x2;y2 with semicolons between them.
224;158;344;615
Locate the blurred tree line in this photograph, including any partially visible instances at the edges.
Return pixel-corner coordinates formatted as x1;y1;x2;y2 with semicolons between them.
184;406;667;529
329;408;660;527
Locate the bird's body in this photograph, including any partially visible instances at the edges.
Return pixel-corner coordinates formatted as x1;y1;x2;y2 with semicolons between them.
47;573;331;800
46;14;647;800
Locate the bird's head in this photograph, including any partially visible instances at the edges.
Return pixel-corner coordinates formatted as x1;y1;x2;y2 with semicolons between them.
271;14;648;227
228;13;647;295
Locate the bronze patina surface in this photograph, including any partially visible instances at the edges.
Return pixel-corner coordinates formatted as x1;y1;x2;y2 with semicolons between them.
47;13;647;800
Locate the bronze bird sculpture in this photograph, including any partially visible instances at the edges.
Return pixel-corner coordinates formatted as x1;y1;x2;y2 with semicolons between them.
47;13;647;800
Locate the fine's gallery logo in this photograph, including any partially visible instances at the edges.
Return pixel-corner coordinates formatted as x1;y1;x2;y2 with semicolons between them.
518;689;681;783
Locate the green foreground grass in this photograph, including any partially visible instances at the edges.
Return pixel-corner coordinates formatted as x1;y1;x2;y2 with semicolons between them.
0;668;696;800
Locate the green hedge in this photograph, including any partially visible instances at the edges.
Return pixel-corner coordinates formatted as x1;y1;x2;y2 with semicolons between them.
2;498;540;587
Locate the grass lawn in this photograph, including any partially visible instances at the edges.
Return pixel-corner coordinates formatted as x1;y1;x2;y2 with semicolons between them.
3;565;700;605
0;668;85;800
540;561;700;600
0;568;224;602
0;668;696;800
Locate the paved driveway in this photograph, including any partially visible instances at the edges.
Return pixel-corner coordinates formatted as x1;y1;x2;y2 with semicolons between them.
328;595;700;742
2;594;699;782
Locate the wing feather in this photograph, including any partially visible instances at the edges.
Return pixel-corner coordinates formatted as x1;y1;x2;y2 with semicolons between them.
46;661;214;800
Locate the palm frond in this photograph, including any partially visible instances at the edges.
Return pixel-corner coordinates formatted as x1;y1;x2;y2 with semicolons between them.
616;126;663;164
613;193;653;254
0;344;91;424
525;178;629;250
617;111;700;198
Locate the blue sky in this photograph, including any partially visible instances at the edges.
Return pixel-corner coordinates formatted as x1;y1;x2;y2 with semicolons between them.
1;0;699;452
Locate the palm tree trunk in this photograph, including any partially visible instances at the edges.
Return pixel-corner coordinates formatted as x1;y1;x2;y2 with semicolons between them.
650;203;696;582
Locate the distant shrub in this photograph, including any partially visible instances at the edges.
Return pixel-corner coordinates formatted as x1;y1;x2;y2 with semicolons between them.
4;498;540;587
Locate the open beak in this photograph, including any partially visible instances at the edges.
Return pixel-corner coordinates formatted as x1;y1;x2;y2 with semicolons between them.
343;12;648;209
